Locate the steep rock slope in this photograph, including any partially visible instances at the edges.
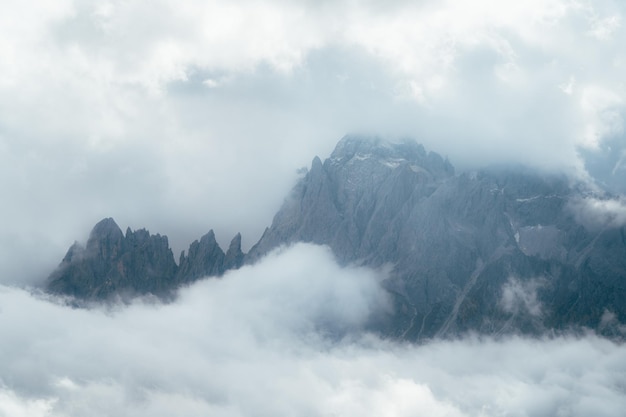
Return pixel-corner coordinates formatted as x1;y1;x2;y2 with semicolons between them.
176;231;244;284
46;219;242;300
45;135;626;340
47;218;178;299
248;137;454;263
248;136;626;339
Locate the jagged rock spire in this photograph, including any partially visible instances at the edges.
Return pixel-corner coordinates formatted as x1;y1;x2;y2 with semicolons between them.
224;233;244;271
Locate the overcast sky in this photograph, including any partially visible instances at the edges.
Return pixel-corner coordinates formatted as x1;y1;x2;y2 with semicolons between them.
1;0;625;284
2;1;626;414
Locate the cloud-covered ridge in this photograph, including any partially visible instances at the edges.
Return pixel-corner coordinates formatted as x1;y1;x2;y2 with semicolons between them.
2;0;626;287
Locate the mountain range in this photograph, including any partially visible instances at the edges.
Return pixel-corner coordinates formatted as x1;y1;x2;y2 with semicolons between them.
45;135;626;340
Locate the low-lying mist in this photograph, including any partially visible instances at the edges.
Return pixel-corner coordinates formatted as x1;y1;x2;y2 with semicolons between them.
1;243;624;417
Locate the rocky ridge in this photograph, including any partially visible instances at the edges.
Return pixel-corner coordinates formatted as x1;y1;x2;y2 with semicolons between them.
46;218;243;300
45;135;626;340
250;137;626;339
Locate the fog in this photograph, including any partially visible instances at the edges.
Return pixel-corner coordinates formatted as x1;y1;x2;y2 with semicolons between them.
1;0;625;286
0;244;625;417
1;1;626;414
568;196;626;229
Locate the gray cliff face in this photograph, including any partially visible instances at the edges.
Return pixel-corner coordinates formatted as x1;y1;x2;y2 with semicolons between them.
176;231;245;284
177;230;225;284
248;136;455;263
46;219;243;300
47;218;178;299
224;233;244;271
248;136;626;340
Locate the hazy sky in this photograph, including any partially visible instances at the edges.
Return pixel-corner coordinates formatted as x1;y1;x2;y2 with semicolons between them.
1;2;626;414
1;0;625;284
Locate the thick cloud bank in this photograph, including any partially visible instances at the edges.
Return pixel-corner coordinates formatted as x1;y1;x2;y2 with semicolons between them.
1;244;625;417
2;0;626;287
569;196;626;229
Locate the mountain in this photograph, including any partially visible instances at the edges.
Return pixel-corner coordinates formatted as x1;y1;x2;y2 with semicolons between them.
176;230;243;284
250;136;626;338
44;135;626;340
46;219;243;300
46;218;178;299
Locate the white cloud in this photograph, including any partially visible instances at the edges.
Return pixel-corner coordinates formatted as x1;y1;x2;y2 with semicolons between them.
0;0;624;288
202;78;220;88
588;14;622;40
324;377;465;417
2;3;626;415
1;244;626;417
599;309;626;335
569;196;626;229
0;389;55;417
580;86;624;149
560;75;576;95
500;276;544;317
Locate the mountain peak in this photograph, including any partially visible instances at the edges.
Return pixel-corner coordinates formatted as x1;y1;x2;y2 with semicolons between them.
330;135;425;161
89;217;123;241
200;229;217;244
224;233;244;271
85;217;124;260
329;135;453;178
44;135;626;341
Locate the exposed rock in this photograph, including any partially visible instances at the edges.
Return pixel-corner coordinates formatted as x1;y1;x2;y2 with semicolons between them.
224;233;244;271
47;220;245;300
176;230;225;284
120;227;178;296
247;136;454;262
248;135;626;340
47;218;177;299
44;135;626;341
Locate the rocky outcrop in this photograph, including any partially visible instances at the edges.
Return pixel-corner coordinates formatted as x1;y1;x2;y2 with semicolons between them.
224;233;244;271
176;230;225;284
46;219;243;300
248;136;455;262
45;135;626;341
46;218;178;299
248;135;626;340
175;231;245;284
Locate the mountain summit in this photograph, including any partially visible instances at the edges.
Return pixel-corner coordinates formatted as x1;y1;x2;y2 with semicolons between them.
45;136;626;339
46;219;242;300
248;135;455;262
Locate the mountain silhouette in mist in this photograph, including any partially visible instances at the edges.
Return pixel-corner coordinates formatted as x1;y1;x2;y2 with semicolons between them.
45;135;626;340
